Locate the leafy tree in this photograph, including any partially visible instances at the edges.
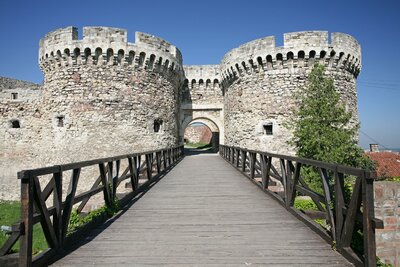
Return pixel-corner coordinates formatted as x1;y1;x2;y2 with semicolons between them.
286;64;375;190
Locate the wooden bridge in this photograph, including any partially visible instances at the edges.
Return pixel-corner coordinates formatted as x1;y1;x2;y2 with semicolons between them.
0;146;382;266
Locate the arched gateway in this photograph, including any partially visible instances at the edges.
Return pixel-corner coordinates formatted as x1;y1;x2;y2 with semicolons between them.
180;65;224;151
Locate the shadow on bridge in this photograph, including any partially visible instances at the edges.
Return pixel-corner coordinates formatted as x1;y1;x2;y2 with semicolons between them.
48;149;354;266
1;145;380;266
184;147;217;156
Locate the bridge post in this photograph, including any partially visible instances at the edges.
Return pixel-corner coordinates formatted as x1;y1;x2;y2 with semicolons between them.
241;150;246;172
249;152;256;180
156;152;161;174
19;171;33;267
163;151;167;169
362;171;377;267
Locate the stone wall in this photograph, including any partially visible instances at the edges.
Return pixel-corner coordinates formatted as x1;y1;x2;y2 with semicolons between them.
181;65;222;105
221;31;361;154
0;28;362;200
0;27;184;200
374;181;400;266
184;124;212;144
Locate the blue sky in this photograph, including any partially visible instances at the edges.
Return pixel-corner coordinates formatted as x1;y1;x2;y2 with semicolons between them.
0;0;399;149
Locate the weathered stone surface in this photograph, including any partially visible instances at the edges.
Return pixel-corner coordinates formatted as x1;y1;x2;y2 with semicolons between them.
0;27;183;200
0;28;361;200
221;31;360;154
184;124;212;144
374;181;400;266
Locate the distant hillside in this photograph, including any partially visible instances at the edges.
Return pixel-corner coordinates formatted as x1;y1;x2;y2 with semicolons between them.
0;76;41;91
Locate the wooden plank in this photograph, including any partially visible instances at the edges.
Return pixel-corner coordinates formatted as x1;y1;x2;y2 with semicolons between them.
319;168;336;241
156;152;161;174
53;172;63;246
99;163;111;207
289;162;301;206
41;177;55;202
128;157;137;191
106;161;114;200
334;171;345;249
112;160;120;200
32;176;59;248
51;153;351;267
341;177;362;247
61;168;81;243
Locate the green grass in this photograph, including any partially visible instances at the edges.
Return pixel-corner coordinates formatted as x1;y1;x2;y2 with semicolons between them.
184;142;212;149
293;197;327;228
0;201;47;255
67;200;120;235
0;199;121;256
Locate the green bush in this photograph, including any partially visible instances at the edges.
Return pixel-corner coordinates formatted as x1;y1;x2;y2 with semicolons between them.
67;200;120;235
285;64;376;195
294;198;318;211
385;176;400;182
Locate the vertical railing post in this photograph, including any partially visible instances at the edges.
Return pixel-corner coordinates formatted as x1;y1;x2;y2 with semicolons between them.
53;169;63;247
163;150;167;169
156;152;161;174
362;171;377;267
236;149;240;167
106;161;114;201
250;152;256;179
334;170;345;251
99;163;112;207
286;160;293;205
113;160;120;201
241;150;246;172
19;171;33;267
145;154;152;180
128;157;137;191
280;159;288;206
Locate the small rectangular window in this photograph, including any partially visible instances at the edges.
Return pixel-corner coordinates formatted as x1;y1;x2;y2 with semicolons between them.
11;119;20;128
56;116;64;127
154;119;163;133
263;123;273;135
11;93;18;100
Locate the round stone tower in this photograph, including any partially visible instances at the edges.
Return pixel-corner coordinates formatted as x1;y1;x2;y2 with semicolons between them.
220;31;361;154
38;26;184;163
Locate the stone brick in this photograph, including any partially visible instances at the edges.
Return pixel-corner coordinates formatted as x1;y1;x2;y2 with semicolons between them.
0;28;362;201
374;181;400;266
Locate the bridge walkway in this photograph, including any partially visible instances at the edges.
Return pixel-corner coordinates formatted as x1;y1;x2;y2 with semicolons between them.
51;151;352;266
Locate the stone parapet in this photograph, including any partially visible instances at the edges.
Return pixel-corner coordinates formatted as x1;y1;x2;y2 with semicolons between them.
39;27;183;80
220;31;361;87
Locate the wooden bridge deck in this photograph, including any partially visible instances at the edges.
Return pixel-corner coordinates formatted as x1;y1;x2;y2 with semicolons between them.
51;151;352;266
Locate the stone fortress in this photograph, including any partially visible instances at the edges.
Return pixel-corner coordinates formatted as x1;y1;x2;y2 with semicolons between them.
0;26;361;200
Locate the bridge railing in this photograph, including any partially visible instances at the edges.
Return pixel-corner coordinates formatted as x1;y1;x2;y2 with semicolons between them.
220;145;383;267
0;145;184;267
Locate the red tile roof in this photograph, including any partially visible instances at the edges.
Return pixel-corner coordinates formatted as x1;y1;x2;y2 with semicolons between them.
365;151;400;178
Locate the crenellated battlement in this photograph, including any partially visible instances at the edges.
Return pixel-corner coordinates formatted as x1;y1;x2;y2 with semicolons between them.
220;31;361;87
183;65;221;90
39;26;184;78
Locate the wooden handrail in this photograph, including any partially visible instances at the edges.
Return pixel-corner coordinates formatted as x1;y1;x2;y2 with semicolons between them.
219;144;382;267
1;145;184;267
